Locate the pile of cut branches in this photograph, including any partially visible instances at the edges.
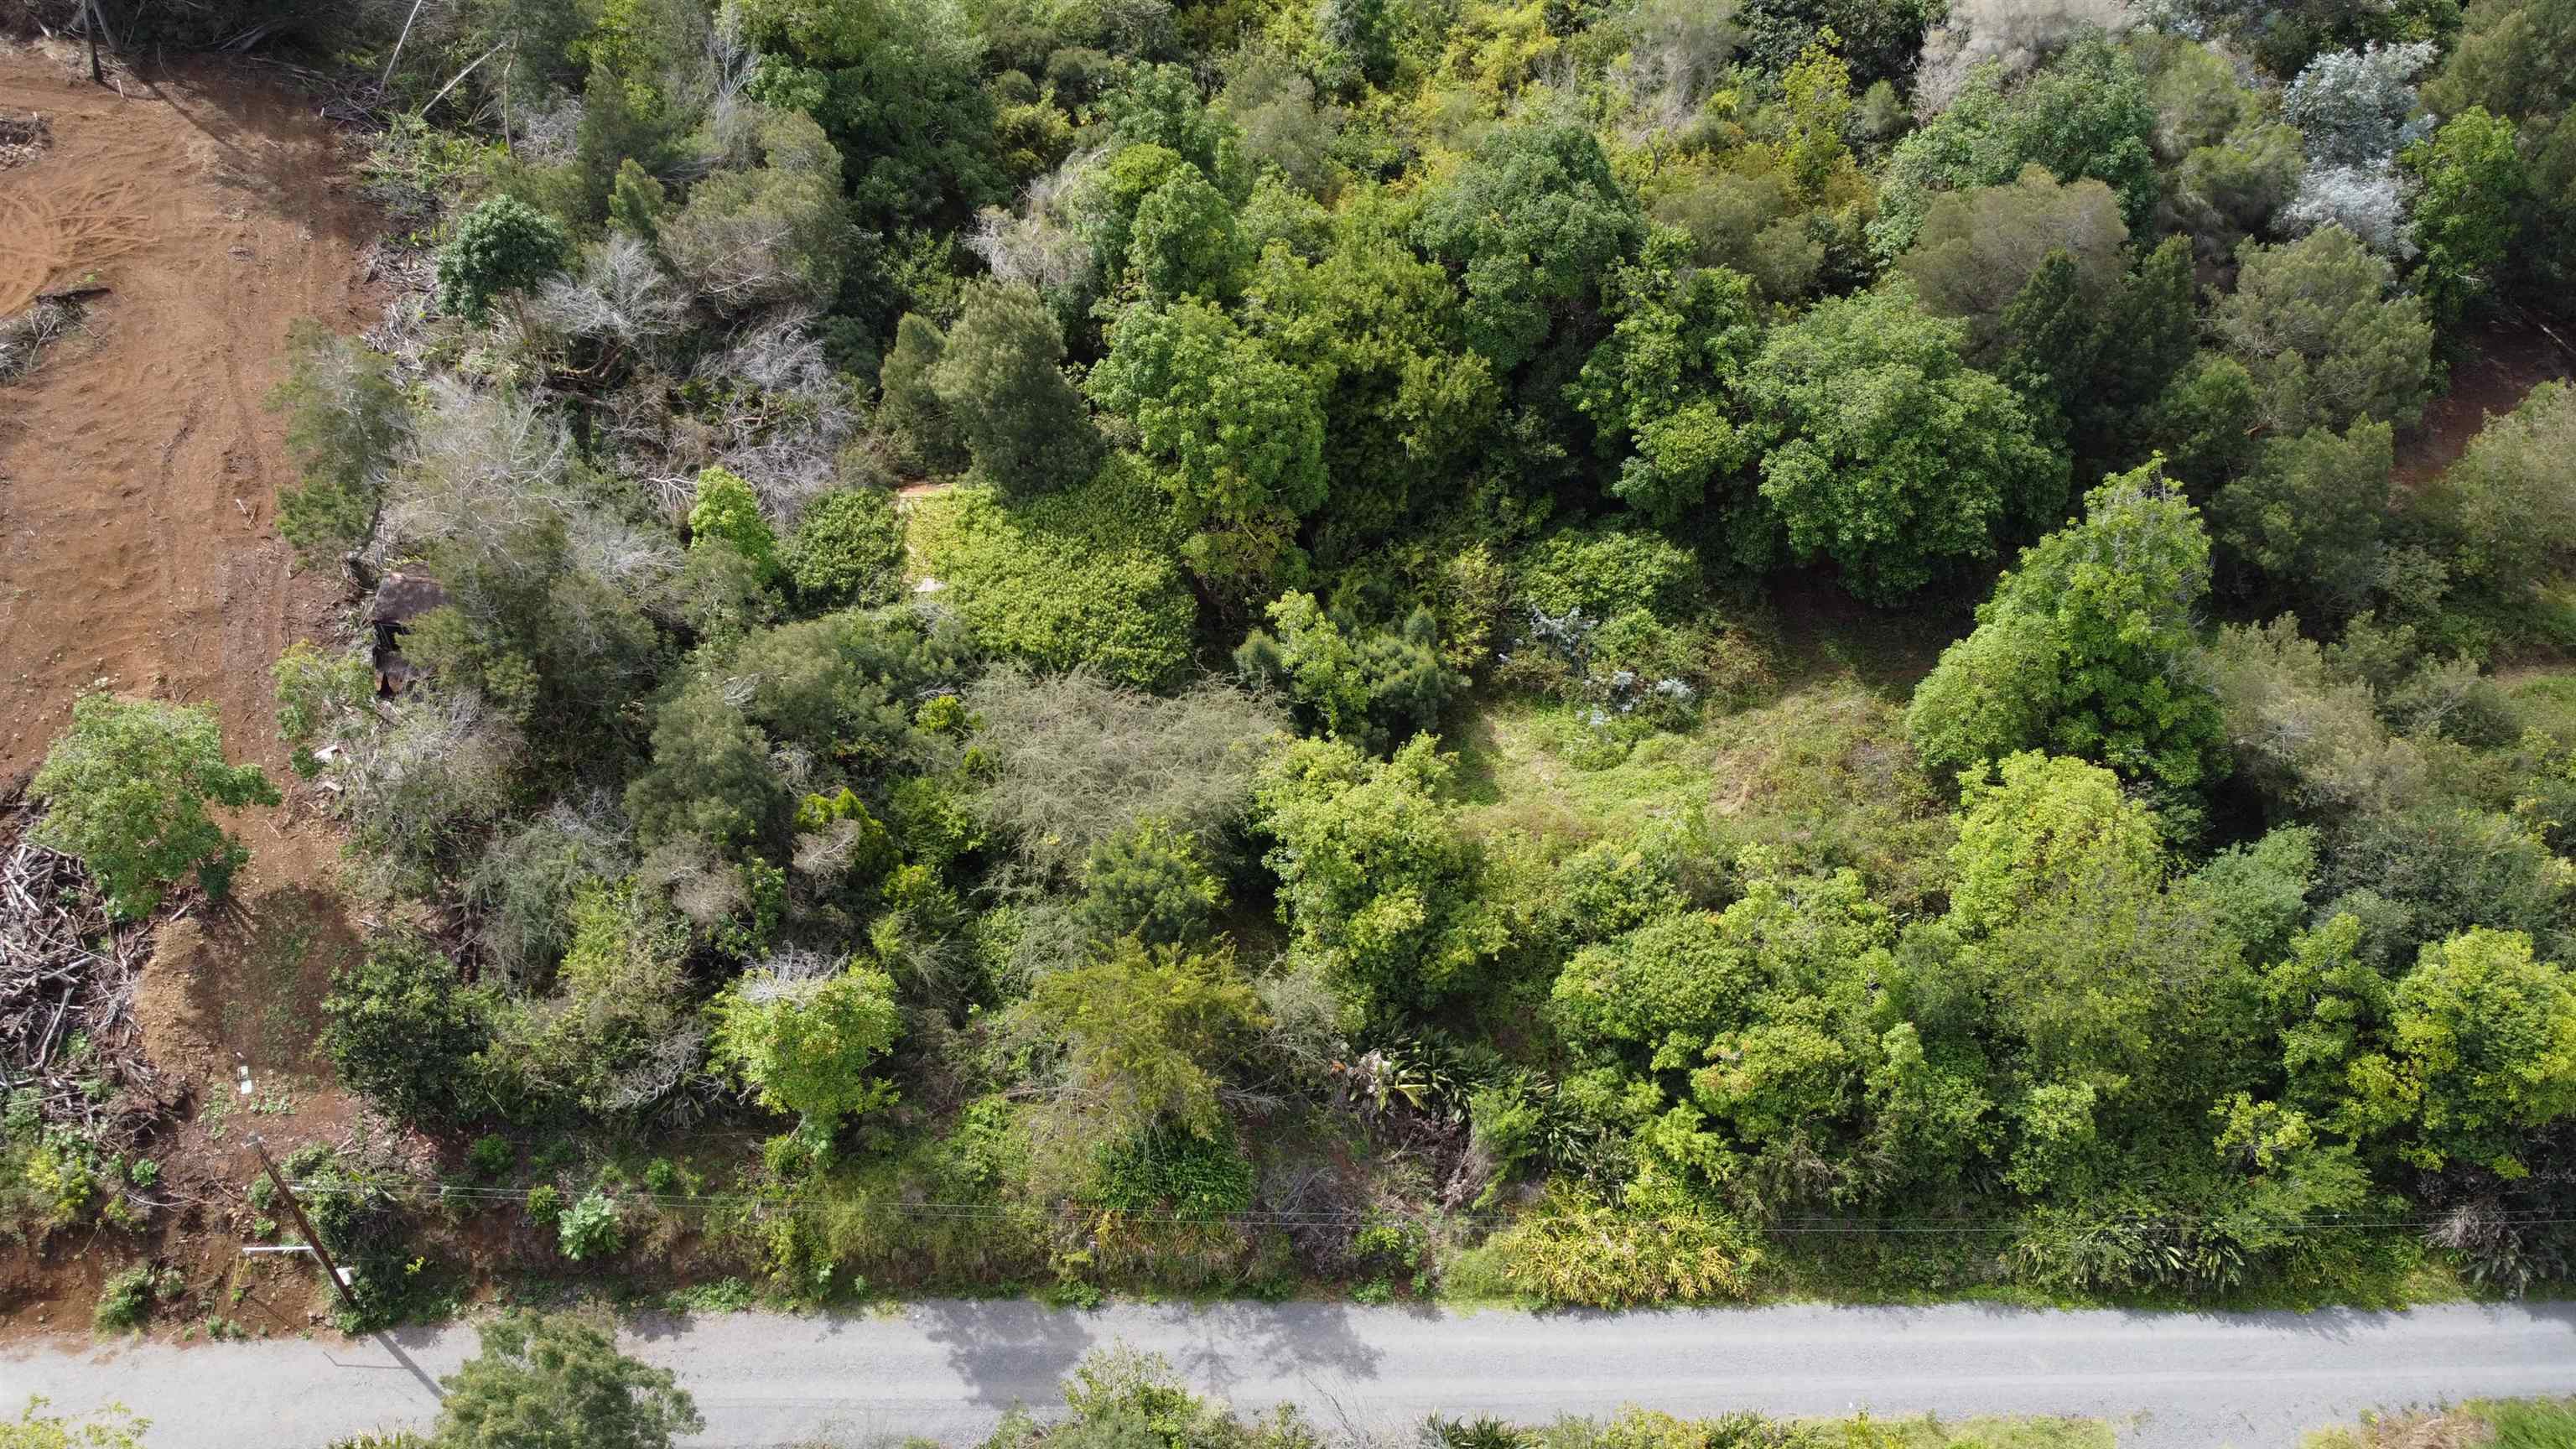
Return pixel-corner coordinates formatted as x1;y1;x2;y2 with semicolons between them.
0;787;169;1150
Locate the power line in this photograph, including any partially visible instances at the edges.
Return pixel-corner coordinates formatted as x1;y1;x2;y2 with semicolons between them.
269;1176;2576;1237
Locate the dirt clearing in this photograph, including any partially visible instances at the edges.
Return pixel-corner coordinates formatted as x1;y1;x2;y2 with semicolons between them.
0;44;385;1333
0;44;371;794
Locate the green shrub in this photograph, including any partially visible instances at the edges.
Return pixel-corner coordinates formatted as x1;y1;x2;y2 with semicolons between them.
558;1190;626;1260
911;486;1197;690
781;489;904;609
466;1135;516;1180
434;194;569;320
688;466;779;581
322;934;490;1124
1514;522;1700;622
525;1183;564;1231
94;1264;172;1333
29;693;281;919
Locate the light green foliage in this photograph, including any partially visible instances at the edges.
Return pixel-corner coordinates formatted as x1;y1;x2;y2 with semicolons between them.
1897;168;2130;366
2425;0;2576;119
1743;282;2060;603
1088;299;1327;590
780;489;904;609
269;320;408;567
29;694;279;919
1254;735;1510;1020
1411;121;1646;371
2428;378;2576;598
323;934;490;1124
1872;37;2159;257
1909;466;2231;812
1234;594;1462;753
929;282;1098;497
1014;938;1265;1182
688;466;778;580
1514;521;1700;621
911;485;1197;690
2211;422;2394;620
1946;753;2164;938
1127;167;1246;301
1075;819;1226;945
661;107;851;311
1485;1186;1760;1306
2341;927;2576;1176
1243;196;1501;554
432;1312;701;1449
435;195;570;320
0;1399;149;1449
2209;226;2436;435
710;960;902;1126
557;1190;626;1260
2403;106;2527;325
1568;228;1761;524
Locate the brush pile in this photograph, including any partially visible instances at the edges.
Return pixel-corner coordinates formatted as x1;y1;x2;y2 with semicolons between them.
0;787;169;1150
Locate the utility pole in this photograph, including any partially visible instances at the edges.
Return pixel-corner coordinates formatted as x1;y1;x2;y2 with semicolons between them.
84;0;103;85
247;1132;360;1316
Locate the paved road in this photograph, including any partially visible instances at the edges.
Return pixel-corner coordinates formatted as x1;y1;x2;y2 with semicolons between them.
5;1300;2573;1448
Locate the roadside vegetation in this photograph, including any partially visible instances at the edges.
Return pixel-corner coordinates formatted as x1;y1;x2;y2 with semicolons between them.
10;0;2576;1328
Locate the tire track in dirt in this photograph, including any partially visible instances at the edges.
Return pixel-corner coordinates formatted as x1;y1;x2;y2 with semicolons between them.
0;47;372;818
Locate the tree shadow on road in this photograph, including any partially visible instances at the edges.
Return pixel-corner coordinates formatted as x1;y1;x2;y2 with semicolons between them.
915;1298;1098;1412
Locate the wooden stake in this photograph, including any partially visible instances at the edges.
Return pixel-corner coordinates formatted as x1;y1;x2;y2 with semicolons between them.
85;0;103;85
247;1133;360;1316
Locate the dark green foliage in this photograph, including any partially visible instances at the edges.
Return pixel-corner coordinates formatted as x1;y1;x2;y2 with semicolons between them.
2213;422;2395;620
1077;819;1227;945
931;282;1098;497
324;935;491;1124
1742;283;2060;602
435;195;570;320
2210;227;2437;437
1412;121;1646;371
735;0;1005;231
432;1312;703;1449
879;313;969;475
1234;594;1463;753
269;321;408;568
625;682;791;851
1568;228;1761;524
1088;298;1327;592
1873;36;2160;257
2426;0;2576;119
29;694;280;919
782;490;906;609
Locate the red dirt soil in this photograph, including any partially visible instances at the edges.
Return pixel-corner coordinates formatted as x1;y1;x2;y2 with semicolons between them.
0;44;370;795
0;43;383;1337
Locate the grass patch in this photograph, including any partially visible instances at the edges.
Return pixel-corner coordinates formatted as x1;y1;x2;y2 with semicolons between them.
2303;1396;2576;1448
1452;681;1955;913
